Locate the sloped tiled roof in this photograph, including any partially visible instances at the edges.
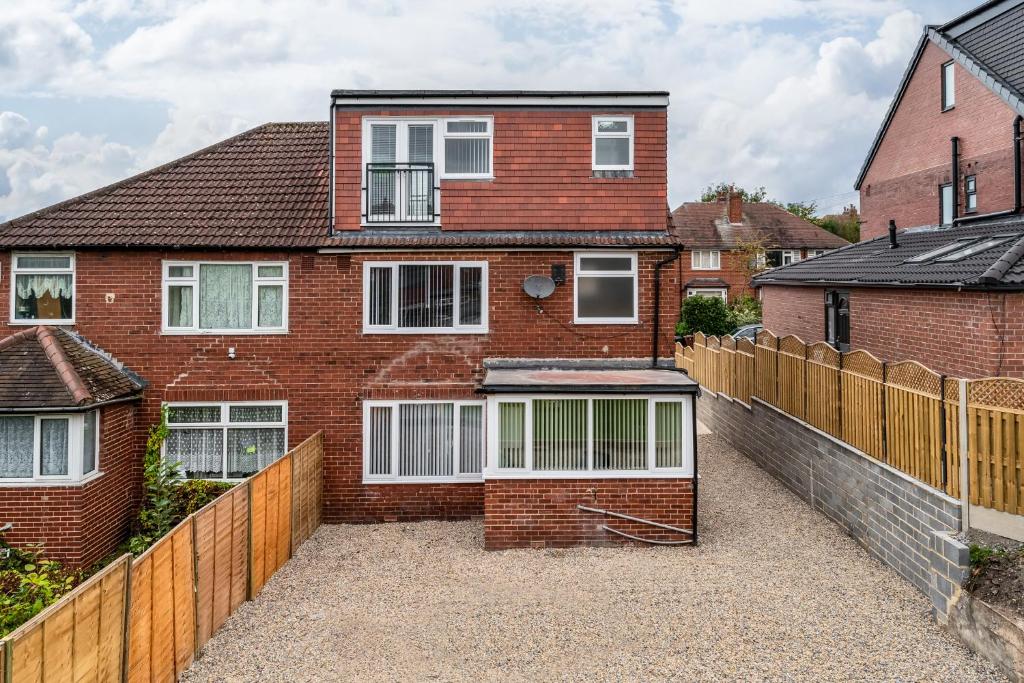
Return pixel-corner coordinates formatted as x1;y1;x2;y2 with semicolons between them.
0;327;145;409
670;202;850;250
752;215;1024;290
856;0;1024;189
0;122;330;249
325;228;684;249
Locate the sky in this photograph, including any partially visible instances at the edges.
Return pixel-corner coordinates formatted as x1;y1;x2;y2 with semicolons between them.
0;0;979;223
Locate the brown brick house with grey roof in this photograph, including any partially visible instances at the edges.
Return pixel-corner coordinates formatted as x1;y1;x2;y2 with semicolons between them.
670;192;848;304
0;90;702;562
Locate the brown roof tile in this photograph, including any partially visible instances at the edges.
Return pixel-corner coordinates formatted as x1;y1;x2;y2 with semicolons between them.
671;201;850;250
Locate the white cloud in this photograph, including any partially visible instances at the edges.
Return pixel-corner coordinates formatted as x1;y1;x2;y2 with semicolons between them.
0;1;93;91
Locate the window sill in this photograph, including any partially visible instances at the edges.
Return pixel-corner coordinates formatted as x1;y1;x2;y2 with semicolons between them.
364;477;483;485
572;319;639;326
441;175;494;182
591;169;634;178
10;319;75;326
362;328;489;335
161;329;289;336
690;267;721;271
0;470;103;488
485;471;693;480
360;222;442;228
942;105;955;112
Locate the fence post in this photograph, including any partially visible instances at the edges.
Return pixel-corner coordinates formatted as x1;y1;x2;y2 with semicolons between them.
880;361;888;463
120;555;134;683
774;336;780;407
4;639;12;683
959;378;970;531
837;352;844;440
939;374;948;490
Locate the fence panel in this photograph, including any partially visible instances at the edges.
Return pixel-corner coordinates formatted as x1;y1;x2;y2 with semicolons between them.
194;485;250;651
718;336;735;399
127;518;195;683
777;336;807;420
967;378;1024;515
753;330;778;407
292;432;325;548
249;454;294;598
705;336;721;394
693;332;707;386
6;555;130;683
840;350;885;461
885;361;946;492
734;338;755;404
805;342;841;438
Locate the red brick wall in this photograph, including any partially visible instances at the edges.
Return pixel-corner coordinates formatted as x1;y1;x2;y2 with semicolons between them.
860;42;1022;239
0;248;681;529
484;478;694;549
681;249;753;303
761;284;1024;378
333;108;668;231
0;402;140;567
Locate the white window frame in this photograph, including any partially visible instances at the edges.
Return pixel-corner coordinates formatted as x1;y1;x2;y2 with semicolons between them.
687;288;728;302
0;411;100;486
362;260;489;334
441;118;494;180
781;250;800;266
163;401;288;482
691;250;721;270
591;115;634;171
573;252;638;325
161;260;288;335
485;394;693;479
940;183;954;225
808;249;828;258
362;399;486;484
10;252;76;325
942;60;955;111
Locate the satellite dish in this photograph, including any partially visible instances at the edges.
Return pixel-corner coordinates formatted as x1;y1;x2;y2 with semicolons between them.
523;275;556;299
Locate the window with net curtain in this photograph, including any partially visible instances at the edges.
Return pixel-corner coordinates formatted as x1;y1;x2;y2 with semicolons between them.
364;401;484;481
0;412;98;481
496;398;687;473
164;403;287;480
164;262;285;332
12;254;74;322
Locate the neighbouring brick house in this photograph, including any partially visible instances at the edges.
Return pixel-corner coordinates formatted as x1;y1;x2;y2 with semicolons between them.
0;90;699;564
759;0;1024;378
671;192;848;304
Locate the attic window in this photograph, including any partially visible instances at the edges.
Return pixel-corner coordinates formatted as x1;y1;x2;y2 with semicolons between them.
936;236;1013;262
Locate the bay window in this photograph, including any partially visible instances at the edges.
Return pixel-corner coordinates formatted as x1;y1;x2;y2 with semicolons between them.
363;400;485;482
487;396;692;477
164;402;287;481
0;412;99;483
363;261;488;333
163;261;287;333
11;253;75;324
574;252;637;324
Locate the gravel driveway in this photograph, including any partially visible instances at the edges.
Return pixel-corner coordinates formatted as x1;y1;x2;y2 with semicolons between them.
183;433;1003;682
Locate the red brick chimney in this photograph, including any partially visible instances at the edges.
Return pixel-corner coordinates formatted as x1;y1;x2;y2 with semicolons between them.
728;190;743;224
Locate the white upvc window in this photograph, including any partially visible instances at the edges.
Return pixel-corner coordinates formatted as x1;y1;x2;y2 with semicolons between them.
363;400;485;483
573;252;638;324
10;253;75;324
486;395;693;478
942;60;955;111
808;249;828;258
363;261;488;334
442;119;493;179
162;261;288;334
691;250;721;270
687;288;727;302
0;411;99;484
592;116;634;171
781;250;800;266
164;401;288;482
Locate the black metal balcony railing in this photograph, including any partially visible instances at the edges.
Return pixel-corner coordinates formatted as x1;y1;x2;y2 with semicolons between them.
364;162;438;224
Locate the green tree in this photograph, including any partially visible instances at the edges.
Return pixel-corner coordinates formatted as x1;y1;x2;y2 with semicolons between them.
678;295;732;337
783;201;818;221
698;182;769;203
128;408;180;555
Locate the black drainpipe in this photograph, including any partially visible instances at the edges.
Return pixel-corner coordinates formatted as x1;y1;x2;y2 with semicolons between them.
951;136;960;222
955;116;1023;224
652;248;682;368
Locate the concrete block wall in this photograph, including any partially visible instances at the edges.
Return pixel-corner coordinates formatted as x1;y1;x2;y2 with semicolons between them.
698;390;969;619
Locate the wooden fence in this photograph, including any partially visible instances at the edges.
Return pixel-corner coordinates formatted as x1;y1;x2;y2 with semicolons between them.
682;333;1024;514
2;430;324;683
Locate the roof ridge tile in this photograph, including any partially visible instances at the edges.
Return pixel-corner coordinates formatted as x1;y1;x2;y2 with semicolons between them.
36;326;92;405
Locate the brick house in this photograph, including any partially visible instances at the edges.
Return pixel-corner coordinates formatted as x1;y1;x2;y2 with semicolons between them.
758;0;1024;378
671;192;848;303
0;90;699;564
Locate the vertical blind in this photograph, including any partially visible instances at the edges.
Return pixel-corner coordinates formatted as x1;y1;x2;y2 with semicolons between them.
366;263;484;331
459;405;484;475
399;265;454;328
593;399;647;470
533;399;587;470
399;403;454;478
655;402;684;468
365;402;484;479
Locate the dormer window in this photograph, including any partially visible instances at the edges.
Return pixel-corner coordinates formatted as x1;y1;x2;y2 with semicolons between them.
443;119;492;178
592;116;634;171
942;61;955;111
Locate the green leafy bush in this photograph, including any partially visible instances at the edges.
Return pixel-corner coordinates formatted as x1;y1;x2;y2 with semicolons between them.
0;544;79;637
679;295;732;336
173;479;235;517
726;294;763;329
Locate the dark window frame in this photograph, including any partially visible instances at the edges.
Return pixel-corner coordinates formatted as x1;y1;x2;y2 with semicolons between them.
964;174;977;214
824;289;850;352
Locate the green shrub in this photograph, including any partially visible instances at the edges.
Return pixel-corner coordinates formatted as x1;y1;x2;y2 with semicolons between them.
128;408;180;555
173;479;235;517
0;545;79;637
679;295;732;337
727;294;763;329
969;544;1004;566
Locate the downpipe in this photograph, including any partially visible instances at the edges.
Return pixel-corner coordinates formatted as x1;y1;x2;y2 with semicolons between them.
652;248;682;368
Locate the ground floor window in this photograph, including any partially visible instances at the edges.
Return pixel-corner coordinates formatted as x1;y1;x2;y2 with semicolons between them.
164;401;287;481
363;400;485;482
0;411;98;483
686;288;727;302
487;395;693;477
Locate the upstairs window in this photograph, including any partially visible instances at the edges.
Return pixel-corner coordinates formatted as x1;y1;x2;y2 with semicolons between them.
163;261;288;334
443;119;492;178
592;116;634;171
965;175;977;213
363;261;488;333
574;252;638;324
942;61;955;111
940;183;954;225
11;253;75;324
0;412;99;482
691;250;720;270
165;402;287;481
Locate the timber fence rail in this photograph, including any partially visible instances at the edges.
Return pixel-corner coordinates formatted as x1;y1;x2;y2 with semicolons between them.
2;430;324;683
680;333;1022;516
